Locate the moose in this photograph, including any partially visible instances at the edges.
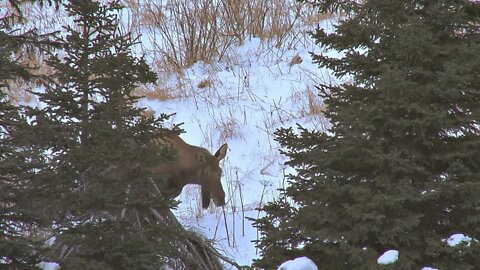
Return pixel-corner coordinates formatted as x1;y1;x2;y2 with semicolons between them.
149;134;228;209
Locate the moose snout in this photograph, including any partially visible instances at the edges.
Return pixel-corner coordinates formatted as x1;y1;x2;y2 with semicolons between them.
212;188;226;207
213;196;225;207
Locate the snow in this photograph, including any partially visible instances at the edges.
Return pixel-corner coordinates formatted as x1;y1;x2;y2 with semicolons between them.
182;210;261;267
377;250;399;265
36;262;60;270
446;233;472;247
277;257;318;270
374;235;474;269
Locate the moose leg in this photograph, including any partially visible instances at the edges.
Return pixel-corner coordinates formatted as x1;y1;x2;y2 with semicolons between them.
201;186;211;209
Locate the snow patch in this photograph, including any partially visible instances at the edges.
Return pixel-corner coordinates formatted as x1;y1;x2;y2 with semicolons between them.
277;257;318;270
37;262;60;270
446;233;472;247
377;250;399;265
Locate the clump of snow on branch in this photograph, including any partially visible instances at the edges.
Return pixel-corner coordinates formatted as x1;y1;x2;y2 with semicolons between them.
446;233;472;247
36;262;60;270
377;250;399;265
277;256;318;270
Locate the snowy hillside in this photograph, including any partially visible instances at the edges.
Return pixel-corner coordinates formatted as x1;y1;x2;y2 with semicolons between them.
137;25;332;267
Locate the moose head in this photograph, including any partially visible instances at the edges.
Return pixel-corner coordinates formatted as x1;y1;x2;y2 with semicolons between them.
150;134;228;209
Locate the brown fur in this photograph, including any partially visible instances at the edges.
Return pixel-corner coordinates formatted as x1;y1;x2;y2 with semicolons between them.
150;134;228;208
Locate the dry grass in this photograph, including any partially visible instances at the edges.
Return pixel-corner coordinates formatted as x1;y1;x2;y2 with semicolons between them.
135;85;185;100
128;0;229;73
215;116;240;142
306;87;326;115
126;0;328;76
301;8;335;27
197;79;212;89
290;86;327;118
288;54;303;66
6;1;332;105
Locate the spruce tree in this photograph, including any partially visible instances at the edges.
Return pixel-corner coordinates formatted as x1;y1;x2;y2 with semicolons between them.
254;0;480;269
27;1;186;269
2;1;233;269
1;2;60;268
28;1;234;269
0;74;43;270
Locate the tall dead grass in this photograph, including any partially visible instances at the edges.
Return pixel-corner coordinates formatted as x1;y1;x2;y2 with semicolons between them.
126;0;326;75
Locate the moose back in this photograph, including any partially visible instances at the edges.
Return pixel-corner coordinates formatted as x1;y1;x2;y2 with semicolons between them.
150;134;228;209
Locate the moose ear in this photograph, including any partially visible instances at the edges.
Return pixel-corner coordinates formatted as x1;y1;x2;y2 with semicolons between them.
214;143;228;161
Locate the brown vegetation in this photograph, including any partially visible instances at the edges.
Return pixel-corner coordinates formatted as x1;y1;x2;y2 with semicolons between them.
126;0;326;75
